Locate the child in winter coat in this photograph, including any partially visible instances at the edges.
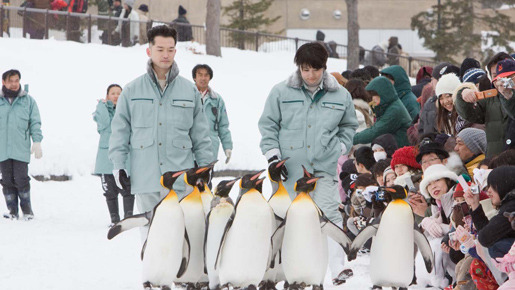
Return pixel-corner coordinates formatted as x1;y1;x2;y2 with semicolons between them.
390;146;422;190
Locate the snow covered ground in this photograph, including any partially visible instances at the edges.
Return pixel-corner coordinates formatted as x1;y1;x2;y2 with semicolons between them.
0;38;439;289
1;175;437;290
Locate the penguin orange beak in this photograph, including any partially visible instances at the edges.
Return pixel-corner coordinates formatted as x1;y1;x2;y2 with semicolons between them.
276;157;290;168
172;171;185;178
227;177;240;187
307;176;323;184
250;169;266;181
196;167;210;174
256;177;266;185
302;165;313;178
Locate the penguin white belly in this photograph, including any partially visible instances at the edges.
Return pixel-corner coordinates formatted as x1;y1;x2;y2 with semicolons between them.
176;200;206;283
282;202;327;285
201;192;213;218
206;203;234;289
142;200;185;286
267;195;292;284
219;193;274;287
370;201;414;287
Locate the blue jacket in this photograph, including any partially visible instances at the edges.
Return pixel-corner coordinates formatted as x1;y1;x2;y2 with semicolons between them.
202;88;233;158
109;60;213;194
259;71;358;194
0;89;43;163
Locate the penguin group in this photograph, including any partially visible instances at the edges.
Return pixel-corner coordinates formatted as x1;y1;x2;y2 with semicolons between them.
107;161;354;290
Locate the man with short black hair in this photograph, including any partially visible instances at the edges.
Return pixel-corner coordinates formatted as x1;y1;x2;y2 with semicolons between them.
1;69;43;220
259;42;358;284
109;25;213;217
353;146;375;174
192;64;233;163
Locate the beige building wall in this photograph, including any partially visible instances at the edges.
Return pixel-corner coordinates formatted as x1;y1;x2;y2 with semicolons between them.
140;0;436;32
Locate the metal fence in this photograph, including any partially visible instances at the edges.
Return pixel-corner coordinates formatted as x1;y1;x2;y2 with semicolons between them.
0;5;436;75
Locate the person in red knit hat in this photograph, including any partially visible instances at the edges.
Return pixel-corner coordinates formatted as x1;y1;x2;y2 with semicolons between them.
390;146;423;189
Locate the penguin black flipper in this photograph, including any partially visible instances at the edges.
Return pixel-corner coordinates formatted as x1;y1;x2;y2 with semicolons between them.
141;239;148;260
270;218;286;264
107;211;151;240
413;225;435;273
214;212;234;270
203;210;212;274
319;214;353;255
348;224;379;261
177;230;191;278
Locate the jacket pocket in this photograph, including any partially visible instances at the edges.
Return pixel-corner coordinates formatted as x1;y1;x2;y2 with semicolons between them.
17;115;29;131
132;99;154;128
131;137;154;149
279;100;305;130
280;140;304;151
321;101;345;129
171;99;194;130
172;138;193;150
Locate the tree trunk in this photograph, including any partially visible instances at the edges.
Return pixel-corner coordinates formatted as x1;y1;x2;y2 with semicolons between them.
206;0;222;57
346;0;360;70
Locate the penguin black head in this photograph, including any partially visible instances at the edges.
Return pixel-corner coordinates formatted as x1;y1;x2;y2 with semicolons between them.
196;160;218;191
215;178;240;197
161;170;186;190
240;170;266;193
294;166;322;193
185;166;212;188
268;157;289;182
383;185;408;200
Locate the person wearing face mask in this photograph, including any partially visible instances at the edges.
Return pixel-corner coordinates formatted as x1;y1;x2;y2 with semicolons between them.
434;73;464;135
0;69;42;221
371;133;398;161
94;84;134;227
259;41;359;285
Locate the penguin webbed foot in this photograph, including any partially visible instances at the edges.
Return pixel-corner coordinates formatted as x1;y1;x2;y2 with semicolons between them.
312;285;323;290
161;286;172;290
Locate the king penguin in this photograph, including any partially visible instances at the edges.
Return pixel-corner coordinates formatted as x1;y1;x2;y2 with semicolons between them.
271;166;352;290
217;170;276;289
347;185;434;289
263;157;292;289
108;170;190;290
204;178;239;290
198;161;218;218
176;166;213;289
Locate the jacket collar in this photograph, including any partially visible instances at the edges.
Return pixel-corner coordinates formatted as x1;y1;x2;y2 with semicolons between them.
286;69;340;92
146;59;180;87
0;89;27;99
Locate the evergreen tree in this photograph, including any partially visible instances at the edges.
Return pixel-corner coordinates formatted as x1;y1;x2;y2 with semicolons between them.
411;0;515;63
223;0;280;50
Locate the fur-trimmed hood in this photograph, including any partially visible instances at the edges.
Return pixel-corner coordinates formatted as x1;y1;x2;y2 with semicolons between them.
353;98;371;111
286;70;340;92
452;82;477;105
146;59;180;88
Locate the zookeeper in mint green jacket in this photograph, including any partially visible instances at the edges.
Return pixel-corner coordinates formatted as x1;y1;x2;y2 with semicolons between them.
0;69;42;220
258;42;358;285
109;25;213;218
